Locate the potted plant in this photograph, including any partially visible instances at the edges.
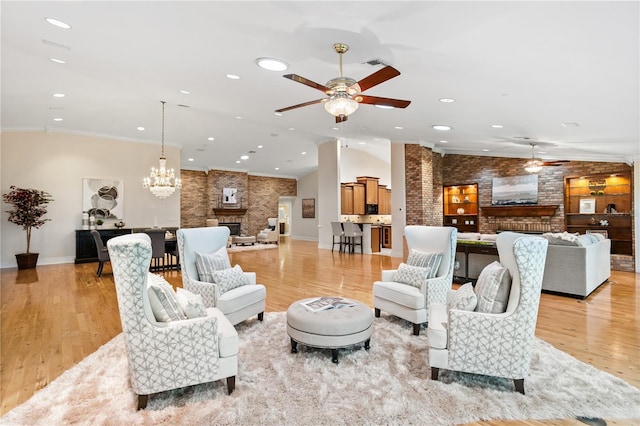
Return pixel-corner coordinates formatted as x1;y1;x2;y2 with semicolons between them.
96;219;104;229
3;185;54;269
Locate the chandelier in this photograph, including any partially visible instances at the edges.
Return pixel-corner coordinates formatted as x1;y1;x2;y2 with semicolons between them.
143;101;182;198
524;142;543;173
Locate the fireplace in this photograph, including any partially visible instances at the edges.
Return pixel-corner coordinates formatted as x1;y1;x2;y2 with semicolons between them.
219;222;241;236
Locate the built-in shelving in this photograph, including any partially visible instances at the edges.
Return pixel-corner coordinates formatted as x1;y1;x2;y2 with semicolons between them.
444;183;478;233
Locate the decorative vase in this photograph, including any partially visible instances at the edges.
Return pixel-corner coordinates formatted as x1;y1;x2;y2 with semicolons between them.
16;253;38;270
457;207;465;215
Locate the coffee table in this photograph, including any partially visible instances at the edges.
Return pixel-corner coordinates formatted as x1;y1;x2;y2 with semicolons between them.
286;297;373;363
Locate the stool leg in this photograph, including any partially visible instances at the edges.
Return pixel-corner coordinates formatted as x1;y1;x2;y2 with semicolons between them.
290;339;298;353
364;338;370;350
331;349;339;364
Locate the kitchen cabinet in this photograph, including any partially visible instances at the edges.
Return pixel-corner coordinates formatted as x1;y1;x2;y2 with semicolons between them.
341;182;365;215
378;186;392;215
371;226;381;253
382;225;392;249
357;176;379;205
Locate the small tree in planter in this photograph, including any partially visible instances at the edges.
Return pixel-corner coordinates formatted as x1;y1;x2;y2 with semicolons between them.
3;185;54;269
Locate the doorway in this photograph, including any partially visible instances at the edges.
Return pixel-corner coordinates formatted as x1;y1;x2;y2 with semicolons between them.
278;198;292;236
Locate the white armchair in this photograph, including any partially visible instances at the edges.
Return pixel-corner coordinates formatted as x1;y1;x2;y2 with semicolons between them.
177;226;266;326
107;233;238;409
257;218;279;244
373;226;457;335
428;232;548;394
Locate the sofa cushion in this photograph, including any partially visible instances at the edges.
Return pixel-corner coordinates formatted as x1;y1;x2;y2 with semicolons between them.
393;263;431;288
448;282;477;311
212;264;250;294
542;232;580;246
195;247;232;282
373;280;425;309
175;287;207;319
457;232;481;240
406;250;442;278
475;261;511;313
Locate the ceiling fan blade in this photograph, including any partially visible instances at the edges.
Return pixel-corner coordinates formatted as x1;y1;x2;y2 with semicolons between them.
275;98;326;113
357;66;401;92
283;74;329;93
356;95;411;109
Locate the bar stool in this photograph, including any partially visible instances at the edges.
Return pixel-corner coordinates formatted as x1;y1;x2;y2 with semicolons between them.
331;221;345;252
342;221;363;253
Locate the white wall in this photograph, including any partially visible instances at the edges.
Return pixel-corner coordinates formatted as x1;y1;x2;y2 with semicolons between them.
1;131;181;268
317;140;341;249
340;147;391;186
291;170;319;241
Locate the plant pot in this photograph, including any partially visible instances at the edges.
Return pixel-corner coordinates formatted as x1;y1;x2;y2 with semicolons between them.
16;253;39;270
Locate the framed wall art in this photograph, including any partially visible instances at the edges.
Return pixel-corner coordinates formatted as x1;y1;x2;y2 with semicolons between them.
82;178;124;219
579;198;596;214
223;188;237;204
302;198;315;218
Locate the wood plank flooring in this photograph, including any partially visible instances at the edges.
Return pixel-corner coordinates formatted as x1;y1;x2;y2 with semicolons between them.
1;237;638;424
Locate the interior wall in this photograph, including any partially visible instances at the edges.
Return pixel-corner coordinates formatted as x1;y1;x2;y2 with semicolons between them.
340;147;391;186
0;131;181;268
291;170;319;241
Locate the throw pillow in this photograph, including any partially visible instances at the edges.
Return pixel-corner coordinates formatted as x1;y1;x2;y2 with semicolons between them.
147;276;187;322
392;263;431;289
474;261;512;313
406;249;443;279
212;264;249;294
175;287;207;319
195;247;232;283
448;282;477;311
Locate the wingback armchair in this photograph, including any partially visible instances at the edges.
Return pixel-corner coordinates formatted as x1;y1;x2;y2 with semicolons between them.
178;226;266;326
107;233;238;409
373;226;457;335
428;232;548;394
257;218;279;244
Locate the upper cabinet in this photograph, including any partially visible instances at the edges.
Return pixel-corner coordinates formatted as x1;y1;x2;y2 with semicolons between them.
443;183;479;233
378;185;392;215
357;176;379;205
340;182;365;215
564;173;632;255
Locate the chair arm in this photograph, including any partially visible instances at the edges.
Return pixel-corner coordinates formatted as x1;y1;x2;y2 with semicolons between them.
243;271;257;285
381;269;397;281
184;278;221;308
420;275;451;306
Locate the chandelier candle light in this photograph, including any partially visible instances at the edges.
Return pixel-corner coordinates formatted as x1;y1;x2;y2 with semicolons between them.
143;101;182;198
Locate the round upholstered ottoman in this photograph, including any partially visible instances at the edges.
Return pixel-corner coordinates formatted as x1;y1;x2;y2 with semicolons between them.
287;297;373;363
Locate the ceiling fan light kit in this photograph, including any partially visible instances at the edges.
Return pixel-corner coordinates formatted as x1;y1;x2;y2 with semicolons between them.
276;43;411;122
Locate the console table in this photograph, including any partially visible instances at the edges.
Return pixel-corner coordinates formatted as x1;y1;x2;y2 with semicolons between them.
454;240;498;284
75;229;133;263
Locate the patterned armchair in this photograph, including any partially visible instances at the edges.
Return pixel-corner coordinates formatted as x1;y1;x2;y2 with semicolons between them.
178;226;266;326
428;232;548;394
373;226;457;335
107;233;238;409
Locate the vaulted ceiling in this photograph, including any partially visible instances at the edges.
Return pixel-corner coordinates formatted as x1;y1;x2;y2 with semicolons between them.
2;1;638;178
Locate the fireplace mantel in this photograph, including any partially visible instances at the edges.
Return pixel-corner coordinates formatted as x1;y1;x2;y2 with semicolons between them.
481;205;558;217
213;208;247;216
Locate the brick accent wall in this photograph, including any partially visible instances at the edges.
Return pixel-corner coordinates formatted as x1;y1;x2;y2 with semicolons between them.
404;145;443;226
179;169;297;237
442;154;634;271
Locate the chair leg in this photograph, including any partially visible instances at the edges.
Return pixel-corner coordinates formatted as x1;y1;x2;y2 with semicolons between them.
258;312;264;321
374;308;381;317
431;367;439;381
137;394;149;410
227;376;236;395
96;261;103;277
514;378;525;394
413;323;421;336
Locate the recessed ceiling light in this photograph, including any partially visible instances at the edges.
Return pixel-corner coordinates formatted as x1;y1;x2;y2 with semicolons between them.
482;149;490;152
188;158;194;162
275;112;283;116
255;57;288;71
561;122;580;128
358;142;366;145
394;126;403;130
179;90;190;94
439;140;448;143
208;137;215;141
439;98;455;103
275;167;280;170
226;74;240;80
375;104;394;109
52;93;65;98
49;58;66;64
432;125;451;131
45;18;71;29
257;145;263;149
332;127;339;130
137;126;145;131
235;116;242;120
240;155;249;160
491;124;504;128
301;151;307;155
289;127;295;131
53;118;63;121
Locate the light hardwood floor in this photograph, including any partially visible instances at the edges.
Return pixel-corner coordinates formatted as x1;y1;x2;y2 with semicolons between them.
1;237;638;424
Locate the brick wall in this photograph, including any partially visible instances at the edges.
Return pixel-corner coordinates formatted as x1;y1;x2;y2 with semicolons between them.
404;145;443;226
179;169;296;236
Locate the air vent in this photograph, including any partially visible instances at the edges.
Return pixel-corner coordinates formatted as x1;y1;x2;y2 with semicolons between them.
363;58;388;66
42;39;71;50
248;150;256;154
178;104;190;108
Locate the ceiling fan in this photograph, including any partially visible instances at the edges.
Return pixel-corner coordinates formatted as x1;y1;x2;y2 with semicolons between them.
524;142;569;173
275;43;411;123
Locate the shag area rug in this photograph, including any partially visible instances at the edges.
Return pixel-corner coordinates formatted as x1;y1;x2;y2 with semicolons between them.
227;243;278;253
2;312;639;425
